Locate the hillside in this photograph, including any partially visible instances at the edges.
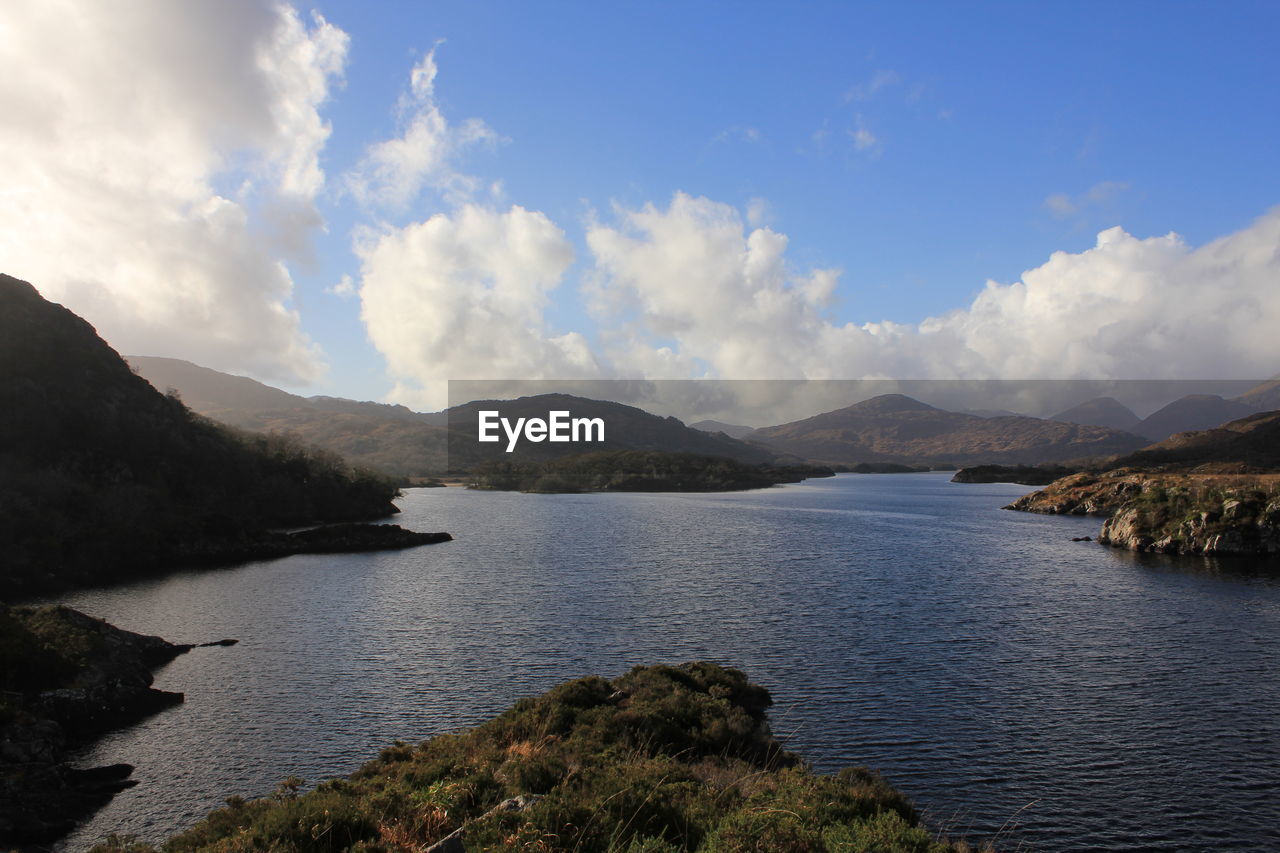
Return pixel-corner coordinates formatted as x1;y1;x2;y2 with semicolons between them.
86;663;980;853
445;394;776;471
1049;396;1141;431
126;363;778;478
747;394;1148;466
127;356;451;478
0;274;435;598
1104;409;1280;472
1236;378;1280;411
1133;394;1257;441
688;418;756;439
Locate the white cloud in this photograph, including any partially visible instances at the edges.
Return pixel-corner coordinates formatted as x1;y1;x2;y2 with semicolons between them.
356;204;598;410
586;193;851;380
583;194;1280;383
345;45;497;212
327;274;356;297
932;211;1280;379
0;0;346;383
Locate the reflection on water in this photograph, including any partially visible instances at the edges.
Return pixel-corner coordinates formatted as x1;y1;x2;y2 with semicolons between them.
54;474;1280;851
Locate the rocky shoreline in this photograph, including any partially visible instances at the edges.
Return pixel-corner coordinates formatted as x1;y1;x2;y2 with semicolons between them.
0;605;202;847
1005;470;1280;556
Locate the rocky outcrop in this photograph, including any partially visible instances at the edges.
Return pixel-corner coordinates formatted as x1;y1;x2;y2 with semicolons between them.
1002;469;1152;515
1099;492;1280;555
1007;470;1280;557
0;605;195;846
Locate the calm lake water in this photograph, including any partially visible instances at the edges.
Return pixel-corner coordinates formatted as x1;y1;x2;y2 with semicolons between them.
53;473;1280;851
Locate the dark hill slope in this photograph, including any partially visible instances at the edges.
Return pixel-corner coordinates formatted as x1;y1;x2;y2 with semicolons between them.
1236;379;1280;412
1105;409;1280;472
444;393;777;470
124;361;780;477
1134;394;1257;441
749;394;1147;466
127;356;450;478
688;418;756;439
1050;396;1141;431
0;274;403;598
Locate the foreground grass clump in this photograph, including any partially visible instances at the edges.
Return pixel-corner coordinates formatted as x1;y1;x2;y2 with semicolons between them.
90;663;980;852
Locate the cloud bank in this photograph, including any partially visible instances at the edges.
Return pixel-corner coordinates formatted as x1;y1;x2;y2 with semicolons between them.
0;0;346;383
359;188;1280;407
347;50;1279;410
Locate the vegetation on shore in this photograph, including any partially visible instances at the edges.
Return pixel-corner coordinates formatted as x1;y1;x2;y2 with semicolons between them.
88;663;982;853
0;274;436;599
1098;475;1280;555
1006;470;1280;556
467;450;833;493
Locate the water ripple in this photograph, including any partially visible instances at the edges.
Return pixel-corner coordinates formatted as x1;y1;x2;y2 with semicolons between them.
51;473;1280;851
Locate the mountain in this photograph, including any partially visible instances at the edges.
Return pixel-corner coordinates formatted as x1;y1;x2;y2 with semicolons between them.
1050;396;1141;431
0;274;407;598
1236;378;1280;411
747;393;1149;466
1105;409;1280;472
127;356;451;478
126;355;310;413
1133;394;1258;441
688;419;755;439
131;360;782;476
444;393;777;470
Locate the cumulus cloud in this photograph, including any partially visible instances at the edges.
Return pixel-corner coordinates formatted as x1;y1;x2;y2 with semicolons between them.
583;194;1280;383
0;0;346;383
356;204;599;410
935;210;1280;379
345;45;497;212
585;193;852;379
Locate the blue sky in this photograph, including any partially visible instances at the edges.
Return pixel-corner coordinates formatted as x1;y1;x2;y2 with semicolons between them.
2;1;1278;408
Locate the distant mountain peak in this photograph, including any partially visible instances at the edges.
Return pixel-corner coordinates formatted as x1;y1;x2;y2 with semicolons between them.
1135;394;1257;441
843;394;939;414
1050;396;1141;431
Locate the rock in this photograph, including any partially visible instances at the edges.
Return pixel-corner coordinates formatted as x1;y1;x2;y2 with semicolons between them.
0;605;195;847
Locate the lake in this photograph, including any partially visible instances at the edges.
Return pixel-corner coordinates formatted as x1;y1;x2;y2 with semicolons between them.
53;473;1280;851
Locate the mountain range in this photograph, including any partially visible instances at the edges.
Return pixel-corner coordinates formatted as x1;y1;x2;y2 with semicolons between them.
127;359;1280;475
745;394;1150;466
